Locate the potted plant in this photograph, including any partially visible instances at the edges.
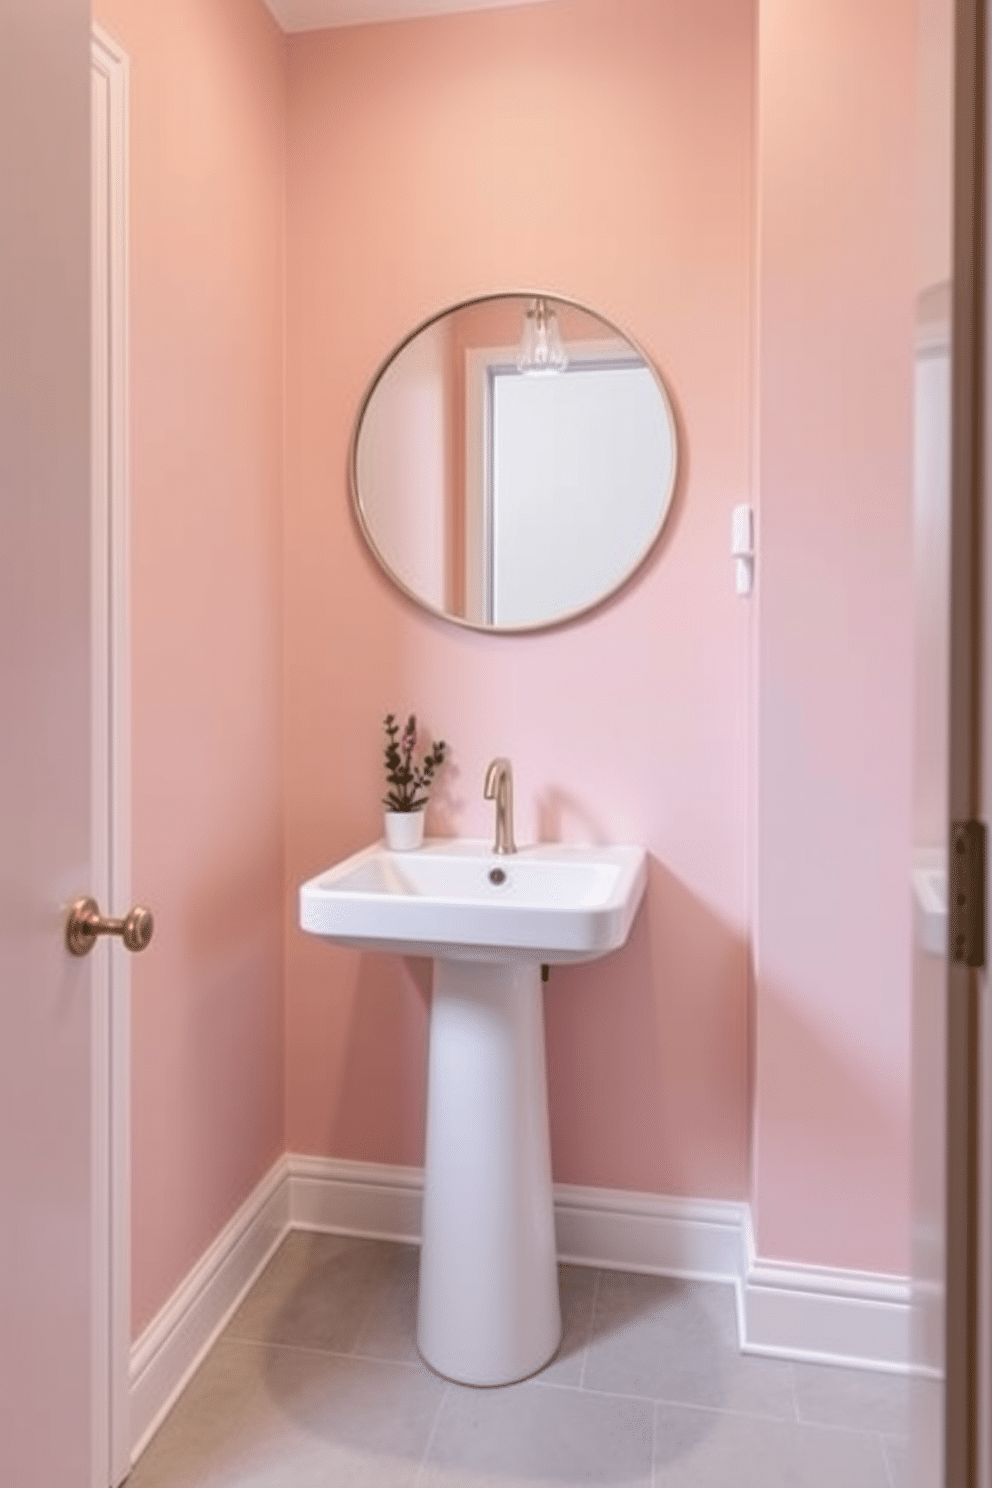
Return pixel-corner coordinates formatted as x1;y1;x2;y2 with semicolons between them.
382;712;447;850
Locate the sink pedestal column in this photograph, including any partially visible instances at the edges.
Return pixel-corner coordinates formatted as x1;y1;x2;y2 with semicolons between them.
417;958;562;1386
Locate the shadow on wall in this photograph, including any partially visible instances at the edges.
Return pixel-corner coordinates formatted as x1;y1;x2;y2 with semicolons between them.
536;786;614;845
318;856;756;1205
329;949;431;1166
542;855;750;1200
428;764;619;845
422;746;470;839
130;829;285;1332
752;974;910;1272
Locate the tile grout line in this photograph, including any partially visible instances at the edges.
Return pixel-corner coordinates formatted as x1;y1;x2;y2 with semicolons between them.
227;1331;904;1437
532;1375;802;1420
578;1269;602;1391
228;1332;895;1433
880;1428;898;1488
347;1254;395;1360
222;1332;434;1371
226;1326;750;1410
413;1381;451;1488
650;1399;659;1488
534;1371;905;1440
786;1357;800;1425
135;1235;916;1488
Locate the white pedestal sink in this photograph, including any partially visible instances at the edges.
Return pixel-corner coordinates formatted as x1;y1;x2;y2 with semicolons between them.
300;838;646;1385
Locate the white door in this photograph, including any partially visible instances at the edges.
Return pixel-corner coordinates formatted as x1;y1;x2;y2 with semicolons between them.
0;2;105;1486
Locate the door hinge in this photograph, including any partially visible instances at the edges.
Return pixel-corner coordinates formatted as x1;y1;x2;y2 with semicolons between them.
950;820;985;967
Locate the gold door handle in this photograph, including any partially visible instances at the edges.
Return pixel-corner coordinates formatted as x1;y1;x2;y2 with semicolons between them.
66;896;154;956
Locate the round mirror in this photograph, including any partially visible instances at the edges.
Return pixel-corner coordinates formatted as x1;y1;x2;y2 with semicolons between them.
351;293;678;632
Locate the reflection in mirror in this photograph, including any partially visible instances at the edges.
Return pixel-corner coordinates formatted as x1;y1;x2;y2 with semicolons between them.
351;294;678;632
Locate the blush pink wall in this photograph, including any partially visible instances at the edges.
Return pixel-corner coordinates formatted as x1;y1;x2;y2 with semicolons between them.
284;0;755;1199
916;0;954;293
92;0;288;1336
752;0;915;1273
87;0;922;1336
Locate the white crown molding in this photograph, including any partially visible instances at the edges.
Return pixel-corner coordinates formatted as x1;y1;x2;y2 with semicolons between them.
263;0;557;33
128;1155;916;1465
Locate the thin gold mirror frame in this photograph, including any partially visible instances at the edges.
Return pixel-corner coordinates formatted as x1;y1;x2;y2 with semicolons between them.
348;291;680;634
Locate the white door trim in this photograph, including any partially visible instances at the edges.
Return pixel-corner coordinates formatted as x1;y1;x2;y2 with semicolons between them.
91;25;131;1485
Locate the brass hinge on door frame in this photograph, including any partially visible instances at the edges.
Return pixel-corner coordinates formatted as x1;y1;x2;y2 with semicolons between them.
950;820;986;967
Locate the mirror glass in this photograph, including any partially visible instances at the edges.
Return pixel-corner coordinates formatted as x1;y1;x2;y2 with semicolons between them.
351;293;678;631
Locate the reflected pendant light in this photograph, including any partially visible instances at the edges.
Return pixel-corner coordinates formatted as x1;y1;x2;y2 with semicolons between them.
516;297;568;375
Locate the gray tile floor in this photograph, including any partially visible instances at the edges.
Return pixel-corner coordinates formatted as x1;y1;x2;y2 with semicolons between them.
126;1231;908;1486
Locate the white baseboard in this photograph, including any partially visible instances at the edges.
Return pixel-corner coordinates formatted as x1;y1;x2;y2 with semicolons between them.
738;1210;912;1374
552;1180;745;1282
128;1157;291;1461
285;1154;746;1281
289;1157;911;1373
288;1152;424;1242
129;1154;914;1461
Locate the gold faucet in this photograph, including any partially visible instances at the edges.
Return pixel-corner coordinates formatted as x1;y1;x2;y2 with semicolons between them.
483;757;517;855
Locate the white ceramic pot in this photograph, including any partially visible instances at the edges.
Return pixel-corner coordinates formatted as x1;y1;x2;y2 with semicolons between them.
384;810;425;851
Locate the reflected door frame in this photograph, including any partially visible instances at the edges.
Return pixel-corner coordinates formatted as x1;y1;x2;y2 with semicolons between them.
463;338;668;627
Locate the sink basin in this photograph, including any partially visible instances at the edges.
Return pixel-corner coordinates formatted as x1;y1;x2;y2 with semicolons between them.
299;838;646;963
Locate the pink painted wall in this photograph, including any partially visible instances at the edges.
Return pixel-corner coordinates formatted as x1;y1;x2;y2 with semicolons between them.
92;0;287;1337
916;0;954;293
86;0;921;1333
284;0;755;1199
752;0;915;1273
